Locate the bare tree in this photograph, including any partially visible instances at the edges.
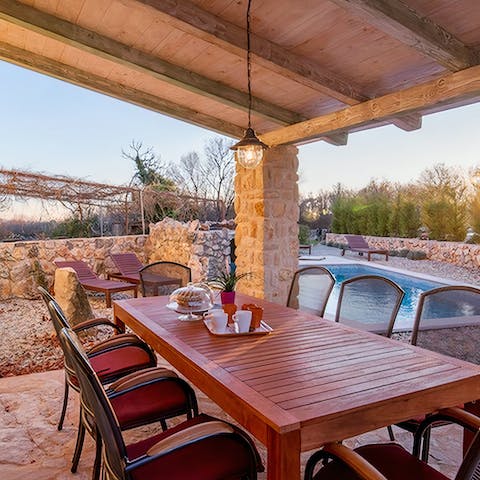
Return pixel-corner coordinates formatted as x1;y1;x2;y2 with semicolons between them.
202;137;235;219
168;136;235;221
169;151;205;198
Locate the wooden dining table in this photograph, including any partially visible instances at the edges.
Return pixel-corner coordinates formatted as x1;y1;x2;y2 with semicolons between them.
113;293;480;480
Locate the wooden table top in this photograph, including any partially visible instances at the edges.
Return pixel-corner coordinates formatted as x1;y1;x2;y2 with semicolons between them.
113;293;480;450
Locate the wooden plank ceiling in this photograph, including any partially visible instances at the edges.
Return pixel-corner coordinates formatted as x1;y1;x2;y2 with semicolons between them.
0;0;479;147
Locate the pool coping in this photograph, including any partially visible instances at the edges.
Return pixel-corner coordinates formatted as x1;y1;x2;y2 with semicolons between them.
299;255;477;288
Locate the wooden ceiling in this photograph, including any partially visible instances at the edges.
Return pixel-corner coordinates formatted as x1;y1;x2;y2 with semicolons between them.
0;0;479;147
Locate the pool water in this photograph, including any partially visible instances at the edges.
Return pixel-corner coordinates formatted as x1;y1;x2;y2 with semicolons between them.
323;264;445;330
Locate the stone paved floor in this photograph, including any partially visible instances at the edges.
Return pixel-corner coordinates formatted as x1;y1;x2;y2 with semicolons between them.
0;242;473;479
0;367;464;479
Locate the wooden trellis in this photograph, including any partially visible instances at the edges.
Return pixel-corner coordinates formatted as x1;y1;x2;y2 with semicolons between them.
0;169;226;232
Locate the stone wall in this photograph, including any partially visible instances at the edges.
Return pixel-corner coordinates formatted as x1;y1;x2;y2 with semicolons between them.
145;217;231;282
0;218;232;299
326;233;480;269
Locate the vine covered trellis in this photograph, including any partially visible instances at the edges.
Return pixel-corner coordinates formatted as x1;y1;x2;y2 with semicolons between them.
0;169;226;235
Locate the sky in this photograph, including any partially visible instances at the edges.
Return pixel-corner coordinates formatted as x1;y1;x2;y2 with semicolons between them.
1;59;479;219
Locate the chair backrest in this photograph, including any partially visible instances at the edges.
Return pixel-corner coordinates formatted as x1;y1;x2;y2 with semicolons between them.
335;274;405;337
38;286;71;335
345;235;369;249
287;266;335;317
411;285;480;364
111;253;144;276
139;261;192;297
58;327;128;480
55;260;97;281
58;326;260;480
456;429;480;480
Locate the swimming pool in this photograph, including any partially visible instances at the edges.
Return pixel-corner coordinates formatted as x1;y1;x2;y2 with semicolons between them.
323;264;446;330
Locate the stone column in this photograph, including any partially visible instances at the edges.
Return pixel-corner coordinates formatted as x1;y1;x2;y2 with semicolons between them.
234;145;299;304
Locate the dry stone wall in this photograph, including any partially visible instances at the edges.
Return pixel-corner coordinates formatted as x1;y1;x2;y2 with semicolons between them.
326;233;480;269
0;218;232;300
145;217;232;282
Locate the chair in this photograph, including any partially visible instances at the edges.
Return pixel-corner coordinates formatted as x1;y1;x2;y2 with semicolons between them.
139;261;192;297
58;326;264;480
335;275;404;337
287;266;335;317
110;253;145;284
48;300;199;480
411;285;480;362
55;260;138;307
393;285;480;460
304;407;480;480
341;235;389;261
38;286;143;430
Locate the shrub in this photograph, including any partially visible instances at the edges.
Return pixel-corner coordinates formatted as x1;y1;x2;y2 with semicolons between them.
406;250;427;260
298;224;310;244
465;232;480;244
399;249;410;258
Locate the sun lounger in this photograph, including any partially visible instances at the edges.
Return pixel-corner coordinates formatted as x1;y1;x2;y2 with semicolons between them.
299;244;312;255
55;260;138;307
341;234;388;261
109;253;145;284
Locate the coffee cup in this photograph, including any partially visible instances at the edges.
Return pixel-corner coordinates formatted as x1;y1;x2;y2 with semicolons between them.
233;310;252;333
208;311;228;333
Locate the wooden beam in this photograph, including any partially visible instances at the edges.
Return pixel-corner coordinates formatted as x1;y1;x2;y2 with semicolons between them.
134;0;423;135
329;0;479;71
320;132;349;146
136;0;368;105
390;113;422;131
0;41;245;139
260;65;480;146
0;0;304;126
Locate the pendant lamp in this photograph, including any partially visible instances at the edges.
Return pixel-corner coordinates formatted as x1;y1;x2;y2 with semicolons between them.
230;0;268;168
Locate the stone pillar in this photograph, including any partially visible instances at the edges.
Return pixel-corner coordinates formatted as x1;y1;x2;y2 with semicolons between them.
234;145;299;303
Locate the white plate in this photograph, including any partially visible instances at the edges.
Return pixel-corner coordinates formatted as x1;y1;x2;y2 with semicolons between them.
166;301;212;314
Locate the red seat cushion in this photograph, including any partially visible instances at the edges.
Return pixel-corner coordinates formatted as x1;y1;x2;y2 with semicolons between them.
313;443;448;480
89;345;155;381
111;379;190;429
126;414;257;480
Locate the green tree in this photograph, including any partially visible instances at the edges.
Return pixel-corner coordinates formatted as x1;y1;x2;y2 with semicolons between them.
51;214;98;238
419;164;468;240
124;140;174;190
123;140;177;224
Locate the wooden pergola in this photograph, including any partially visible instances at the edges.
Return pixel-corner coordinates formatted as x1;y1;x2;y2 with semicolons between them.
0;0;479;301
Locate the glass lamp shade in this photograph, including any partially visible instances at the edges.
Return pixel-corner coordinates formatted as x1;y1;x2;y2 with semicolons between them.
231;127;268;169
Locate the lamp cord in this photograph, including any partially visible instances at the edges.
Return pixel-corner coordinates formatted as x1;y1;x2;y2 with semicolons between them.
247;0;252;129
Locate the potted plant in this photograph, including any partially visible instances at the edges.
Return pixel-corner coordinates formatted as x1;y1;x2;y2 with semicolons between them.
209;266;250;305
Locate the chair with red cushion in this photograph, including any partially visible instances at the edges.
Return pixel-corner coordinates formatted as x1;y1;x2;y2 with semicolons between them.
305;407;480;480
392;285;480;460
48;300;199;480
335;275;404;337
38;286;146;430
59;327;264;480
